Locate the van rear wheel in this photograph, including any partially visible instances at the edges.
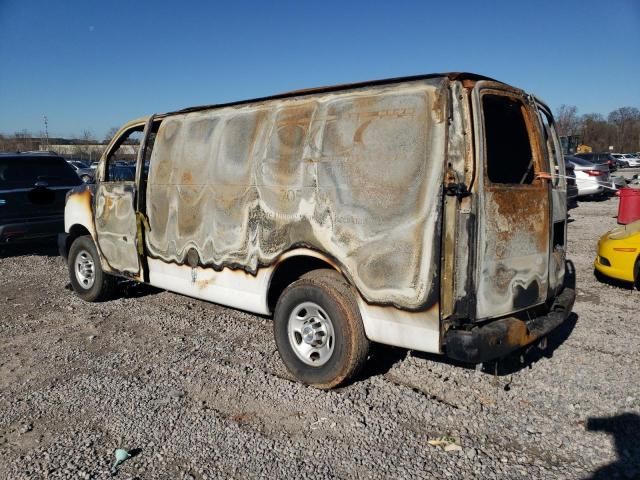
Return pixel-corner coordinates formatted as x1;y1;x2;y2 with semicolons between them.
68;235;116;302
273;269;369;389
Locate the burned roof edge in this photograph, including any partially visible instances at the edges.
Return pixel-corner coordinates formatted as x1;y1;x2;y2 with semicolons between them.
162;72;503;118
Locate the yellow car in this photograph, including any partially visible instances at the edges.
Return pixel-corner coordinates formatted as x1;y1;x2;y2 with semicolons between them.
595;220;640;288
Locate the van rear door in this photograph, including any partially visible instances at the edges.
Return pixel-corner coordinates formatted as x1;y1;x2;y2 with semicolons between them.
472;83;551;319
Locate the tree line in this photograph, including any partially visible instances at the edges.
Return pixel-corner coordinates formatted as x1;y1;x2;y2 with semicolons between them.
0;127;121;157
555;105;640;153
3;107;640;156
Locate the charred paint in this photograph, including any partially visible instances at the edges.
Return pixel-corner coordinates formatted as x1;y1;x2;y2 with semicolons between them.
61;73;576;358
95;183;140;275
145;79;448;310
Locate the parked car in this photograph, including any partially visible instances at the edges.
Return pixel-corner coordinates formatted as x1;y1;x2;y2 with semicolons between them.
566;155;611;197
595;219;640;288
623;154;640;167
0;152;81;243
565;159;579;209
59;72;575;388
612;153;640;168
66;159;96;183
67;159;90;170
574;152;618;172
108;164;135;181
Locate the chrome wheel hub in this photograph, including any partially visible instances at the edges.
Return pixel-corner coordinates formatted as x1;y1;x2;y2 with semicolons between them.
288;302;335;366
75;249;95;289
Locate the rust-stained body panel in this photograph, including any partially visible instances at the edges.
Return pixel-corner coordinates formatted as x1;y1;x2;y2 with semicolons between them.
471;83;551;320
476;185;550;317
145;79;448;310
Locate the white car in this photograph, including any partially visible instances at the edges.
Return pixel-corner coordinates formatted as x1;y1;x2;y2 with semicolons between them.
623;154;640;167
612;153;640;168
566;155;611;197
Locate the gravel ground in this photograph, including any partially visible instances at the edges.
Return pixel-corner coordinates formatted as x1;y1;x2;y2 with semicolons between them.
1;194;639;479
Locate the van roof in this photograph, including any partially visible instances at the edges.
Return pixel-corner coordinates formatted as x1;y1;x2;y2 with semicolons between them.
165;72;505;117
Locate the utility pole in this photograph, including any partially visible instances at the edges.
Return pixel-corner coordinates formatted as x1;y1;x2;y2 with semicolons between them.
43;115;49;150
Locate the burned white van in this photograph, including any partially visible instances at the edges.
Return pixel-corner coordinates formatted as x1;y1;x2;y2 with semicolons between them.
59;73;575;388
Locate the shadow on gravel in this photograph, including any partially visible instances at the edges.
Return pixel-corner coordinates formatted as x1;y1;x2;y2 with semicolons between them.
403;314;579;381
0;238;59;258
119;280;163;299
580;195;614;203
357;345;409;381
63;280;163;300
480;312;579;377
586;413;640;479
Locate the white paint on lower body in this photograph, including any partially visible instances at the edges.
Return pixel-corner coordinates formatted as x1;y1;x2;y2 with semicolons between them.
357;298;441;353
147;258;271;315
147;253;441;354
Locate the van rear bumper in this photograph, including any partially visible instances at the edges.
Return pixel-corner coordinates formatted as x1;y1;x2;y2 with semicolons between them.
444;286;576;364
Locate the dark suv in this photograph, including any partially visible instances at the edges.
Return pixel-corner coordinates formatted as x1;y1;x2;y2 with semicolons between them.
0;152;81;243
574;152;618;172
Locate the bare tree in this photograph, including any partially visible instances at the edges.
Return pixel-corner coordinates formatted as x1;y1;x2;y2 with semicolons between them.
81;129;95;143
555;105;581;136
581;113;616;152
104;127;119;144
12;130;38;151
608;107;640;152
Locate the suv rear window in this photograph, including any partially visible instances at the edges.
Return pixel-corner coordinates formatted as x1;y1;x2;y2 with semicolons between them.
0;156;82;189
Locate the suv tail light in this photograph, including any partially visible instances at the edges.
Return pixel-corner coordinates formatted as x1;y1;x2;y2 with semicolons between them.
586;170;603;176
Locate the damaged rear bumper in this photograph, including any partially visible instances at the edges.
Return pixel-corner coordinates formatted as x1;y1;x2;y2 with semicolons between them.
445;286;576;364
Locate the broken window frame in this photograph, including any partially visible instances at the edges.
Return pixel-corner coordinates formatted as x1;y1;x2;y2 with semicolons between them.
479;90;544;188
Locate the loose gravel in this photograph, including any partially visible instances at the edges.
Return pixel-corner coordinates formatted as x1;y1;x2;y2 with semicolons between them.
1;195;639;479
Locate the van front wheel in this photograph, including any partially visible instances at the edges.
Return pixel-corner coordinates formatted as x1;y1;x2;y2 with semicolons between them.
68;235;116;302
273;269;369;389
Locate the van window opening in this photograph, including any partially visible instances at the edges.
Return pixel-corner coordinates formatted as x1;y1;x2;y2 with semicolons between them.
539;108;562;187
483;94;535;184
105;127;143;182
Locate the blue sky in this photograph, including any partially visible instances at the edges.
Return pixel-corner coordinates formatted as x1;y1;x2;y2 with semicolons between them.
0;0;638;139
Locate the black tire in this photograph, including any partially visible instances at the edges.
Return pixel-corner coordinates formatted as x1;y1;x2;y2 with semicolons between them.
634;257;640;291
273;269;370;389
68;235;116;302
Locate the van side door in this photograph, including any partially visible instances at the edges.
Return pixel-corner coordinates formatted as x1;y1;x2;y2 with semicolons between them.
94;122;146;277
472;83;551;319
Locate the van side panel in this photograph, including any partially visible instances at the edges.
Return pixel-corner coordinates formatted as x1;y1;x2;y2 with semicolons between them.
145;79;447;311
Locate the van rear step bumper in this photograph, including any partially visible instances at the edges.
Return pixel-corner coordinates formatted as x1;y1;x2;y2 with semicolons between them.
445;286;576;364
